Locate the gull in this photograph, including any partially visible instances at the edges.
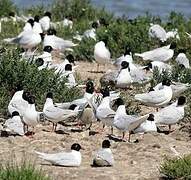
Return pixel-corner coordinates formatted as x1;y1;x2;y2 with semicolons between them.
35;143;82;167
93;140;114;167
113;98;150;142
33;15;43;34
135;43;176;62
35;45;53;68
115;61;132;88
39;12;51;32
135;79;173;107
146;61;172;73
55;81;96;109
4;111;24;136
114;47;133;68
22;95;40;134
54;54;76;74
149;24;167;42
166;29;180;40
154;96;186;132
94;39;111;72
62;64;77;88
96;87;115;134
23;18;34;32
43;29;77;52
83;22;98;41
4;30;43;52
43;92;80;131
78;102;96;130
186;32;191;38
154;81;190;98
133;114;157;133
62;17;73;29
8;88;30;116
175;49;190;68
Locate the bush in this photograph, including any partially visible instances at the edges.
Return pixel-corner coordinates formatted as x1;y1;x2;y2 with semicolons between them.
160;155;191;179
0;161;50;180
0;0;17;18
0;49;82;115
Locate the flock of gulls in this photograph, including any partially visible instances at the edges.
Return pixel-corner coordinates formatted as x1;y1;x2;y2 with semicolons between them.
0;11;190;167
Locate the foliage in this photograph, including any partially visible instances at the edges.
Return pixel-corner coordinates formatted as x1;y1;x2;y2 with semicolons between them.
0;160;50;180
0;49;82;115
0;0;17;17
160;155;191;179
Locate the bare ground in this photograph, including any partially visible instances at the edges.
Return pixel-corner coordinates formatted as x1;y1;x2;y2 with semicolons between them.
0;61;190;180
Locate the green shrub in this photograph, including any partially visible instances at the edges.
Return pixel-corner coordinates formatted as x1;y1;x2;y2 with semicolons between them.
160;155;191;179
0;0;17;18
0;161;50;180
0;49;82;115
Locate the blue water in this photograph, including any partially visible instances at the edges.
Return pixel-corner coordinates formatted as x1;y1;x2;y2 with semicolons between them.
12;0;191;19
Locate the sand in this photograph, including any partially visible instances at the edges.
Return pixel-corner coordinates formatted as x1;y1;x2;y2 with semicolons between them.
0;61;190;180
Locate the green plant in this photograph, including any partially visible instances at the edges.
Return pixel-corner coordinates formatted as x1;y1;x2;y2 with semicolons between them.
0;160;50;180
160;155;191;179
0;0;17;18
0;49;82;115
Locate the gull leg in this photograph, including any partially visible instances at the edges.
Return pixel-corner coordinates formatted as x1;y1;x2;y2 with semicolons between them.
128;132;132;143
54;123;57;132
111;126;113;135
122;132;125;141
97;63;99;73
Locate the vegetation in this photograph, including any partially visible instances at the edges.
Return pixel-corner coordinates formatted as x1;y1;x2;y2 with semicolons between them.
160;155;191;179
0;0;191;116
0;160;50;180
0;49;82;115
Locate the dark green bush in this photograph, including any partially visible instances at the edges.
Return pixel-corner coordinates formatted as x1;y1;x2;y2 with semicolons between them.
0;0;17;17
160;155;191;179
0;49;82;115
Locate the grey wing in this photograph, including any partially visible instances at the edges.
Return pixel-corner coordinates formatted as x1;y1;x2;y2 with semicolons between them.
36;152;77;166
128;114;149;131
176;56;190;68
154;105;182;124
95;149;114;166
135;90;167;104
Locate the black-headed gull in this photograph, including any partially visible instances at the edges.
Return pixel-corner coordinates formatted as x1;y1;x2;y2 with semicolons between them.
149;24;167;42
135;79;173;107
96;87;115;134
43;92;80;131
83;22;98;41
154;96;186;132
23;95;40;134
4;30;44;52
4;111;24;136
175;49;190;68
8;88;30;116
135;43;176;62
23;18;34;32
93;140;114;167
33;15;43;34
113;98;150;142
39;12;51;32
114;46;133;68
43;29;77;52
133;114;157;134
116;61;132;88
94;39;111;72
35;143;82;167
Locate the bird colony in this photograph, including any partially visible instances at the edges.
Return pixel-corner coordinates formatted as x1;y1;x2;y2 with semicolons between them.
0;11;190;168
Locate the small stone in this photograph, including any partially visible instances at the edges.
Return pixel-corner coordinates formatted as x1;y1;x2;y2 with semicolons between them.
130;160;137;165
152;143;161;149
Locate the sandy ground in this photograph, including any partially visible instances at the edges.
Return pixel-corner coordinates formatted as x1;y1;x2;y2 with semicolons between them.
0;61;190;180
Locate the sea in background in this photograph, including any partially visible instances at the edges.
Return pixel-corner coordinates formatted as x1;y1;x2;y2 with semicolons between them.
12;0;191;19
